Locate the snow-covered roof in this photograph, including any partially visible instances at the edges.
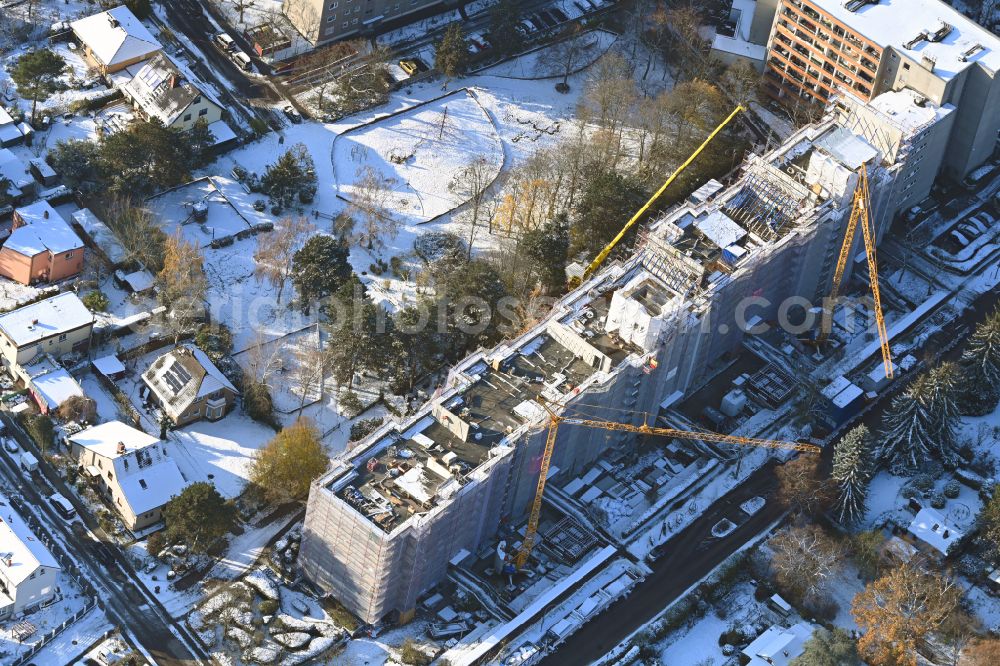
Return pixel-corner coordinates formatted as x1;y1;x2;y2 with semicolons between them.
29;365;84;410
141;344;238;420
70;6;162;69
9;200;84;256
809;0;1000;81
908;507;963;555
69;420;160;459
743;622;813;666
0;292;94;347
695;210;746;248
71;208;127;265
70;421;186;516
0;492;61;586
0;108;22;145
814;126;879;170
711;0;767;61
93;354;126;377
0;149;31;197
866;89;954;133
122;53;219;126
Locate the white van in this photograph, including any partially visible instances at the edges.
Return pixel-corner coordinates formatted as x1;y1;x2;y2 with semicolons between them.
213;32;236;52
231;51;253;72
19;451;38;472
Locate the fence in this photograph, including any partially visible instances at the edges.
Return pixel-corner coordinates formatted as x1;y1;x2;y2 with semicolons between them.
11;599;99;666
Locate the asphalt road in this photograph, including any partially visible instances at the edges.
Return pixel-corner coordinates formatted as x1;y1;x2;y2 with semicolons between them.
543;461;782;665
0;415;210;665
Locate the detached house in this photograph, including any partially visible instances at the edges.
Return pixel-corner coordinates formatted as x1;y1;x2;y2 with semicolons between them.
0;293;94;377
70;5;162;75
0;493;61;618
122;54;224;132
69;421;188;532
142;345;238;426
1;201;85;285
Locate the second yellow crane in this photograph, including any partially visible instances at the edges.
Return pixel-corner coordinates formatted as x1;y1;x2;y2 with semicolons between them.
511;401;820;570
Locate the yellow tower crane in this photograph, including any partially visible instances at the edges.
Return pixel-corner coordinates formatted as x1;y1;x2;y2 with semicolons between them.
511;401;821;570
582;105;747;281
823;166;893;379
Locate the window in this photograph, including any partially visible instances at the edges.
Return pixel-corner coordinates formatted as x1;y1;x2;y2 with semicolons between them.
352;17;358;23
903;63;910;70
343;21;349;27
183;113;192;121
193;95;201;104
58;333;66;341
328;16;335;22
198;108;208;116
329;0;338;6
139;479;148;490
65;251;73;259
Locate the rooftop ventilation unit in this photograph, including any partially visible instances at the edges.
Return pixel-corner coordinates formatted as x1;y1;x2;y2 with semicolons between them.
843;0;878;12
960;43;985;61
928;21;953;43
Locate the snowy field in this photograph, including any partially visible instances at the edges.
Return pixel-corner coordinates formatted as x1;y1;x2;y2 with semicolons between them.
332;89;503;225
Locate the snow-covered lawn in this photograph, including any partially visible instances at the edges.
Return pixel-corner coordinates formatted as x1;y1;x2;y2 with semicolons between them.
333;88;503;226
476;29;617;79
168;416;276;499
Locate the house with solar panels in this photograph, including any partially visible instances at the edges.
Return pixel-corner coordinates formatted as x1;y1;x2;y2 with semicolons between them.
141;344;239;426
122;53;224;132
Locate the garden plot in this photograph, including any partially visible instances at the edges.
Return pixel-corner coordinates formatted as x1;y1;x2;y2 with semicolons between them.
332;89;503;225
168;416;276;499
189;569;346;666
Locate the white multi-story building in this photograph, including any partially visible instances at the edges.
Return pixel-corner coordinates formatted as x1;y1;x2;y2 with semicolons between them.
0;493;61;618
299;103;944;624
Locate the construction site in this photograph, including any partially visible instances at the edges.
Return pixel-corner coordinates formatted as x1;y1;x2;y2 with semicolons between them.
297;87;965;658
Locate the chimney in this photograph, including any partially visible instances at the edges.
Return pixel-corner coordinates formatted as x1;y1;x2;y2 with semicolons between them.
921;54;936;71
43;209;49;219
168;74;178;89
117;442;126;455
31;318;38;326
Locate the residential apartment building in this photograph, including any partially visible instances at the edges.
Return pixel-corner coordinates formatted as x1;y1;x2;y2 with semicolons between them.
764;0;1000;177
69;421;188;532
283;0;431;45
299;110;924;624
0;493;61;618
0;293;94;377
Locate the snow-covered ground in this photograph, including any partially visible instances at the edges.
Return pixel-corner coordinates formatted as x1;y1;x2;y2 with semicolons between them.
333;88;503;225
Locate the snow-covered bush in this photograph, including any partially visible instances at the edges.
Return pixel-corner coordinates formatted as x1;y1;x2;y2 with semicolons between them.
944;480;961;498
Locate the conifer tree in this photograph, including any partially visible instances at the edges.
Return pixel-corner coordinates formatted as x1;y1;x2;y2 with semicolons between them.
879;363;961;471
960;308;1000;414
832;424;871;525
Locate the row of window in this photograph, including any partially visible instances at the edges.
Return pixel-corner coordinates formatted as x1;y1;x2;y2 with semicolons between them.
182;107;210;123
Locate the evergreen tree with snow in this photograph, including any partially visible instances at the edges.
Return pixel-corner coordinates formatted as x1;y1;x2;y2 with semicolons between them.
879;363;961;472
960;308;1000;415
832;425;871;525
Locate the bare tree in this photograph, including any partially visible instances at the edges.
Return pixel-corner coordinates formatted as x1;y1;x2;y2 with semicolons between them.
770;524;845;604
350;165;398;251
291;334;329;416
254;215;315;304
229;0;255;24
158;234;208;343
450;157;498;258
549;23;590;91
245;330;286;385
100;194;167;271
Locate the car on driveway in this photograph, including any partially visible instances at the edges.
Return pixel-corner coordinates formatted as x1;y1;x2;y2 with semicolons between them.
282;105;302;124
710;518;737;538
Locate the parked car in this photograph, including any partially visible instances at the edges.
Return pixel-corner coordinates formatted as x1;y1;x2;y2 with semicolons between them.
213;32;237;52
230;50;253;72
963;164;997;191
282;105;302;124
19;451;38;472
49;493;77;521
550;7;569;21
950;229;971;247
3;438;18;454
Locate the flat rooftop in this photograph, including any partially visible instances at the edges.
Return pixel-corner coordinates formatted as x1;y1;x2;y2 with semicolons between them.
805;0;1000;80
333;272;655;531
